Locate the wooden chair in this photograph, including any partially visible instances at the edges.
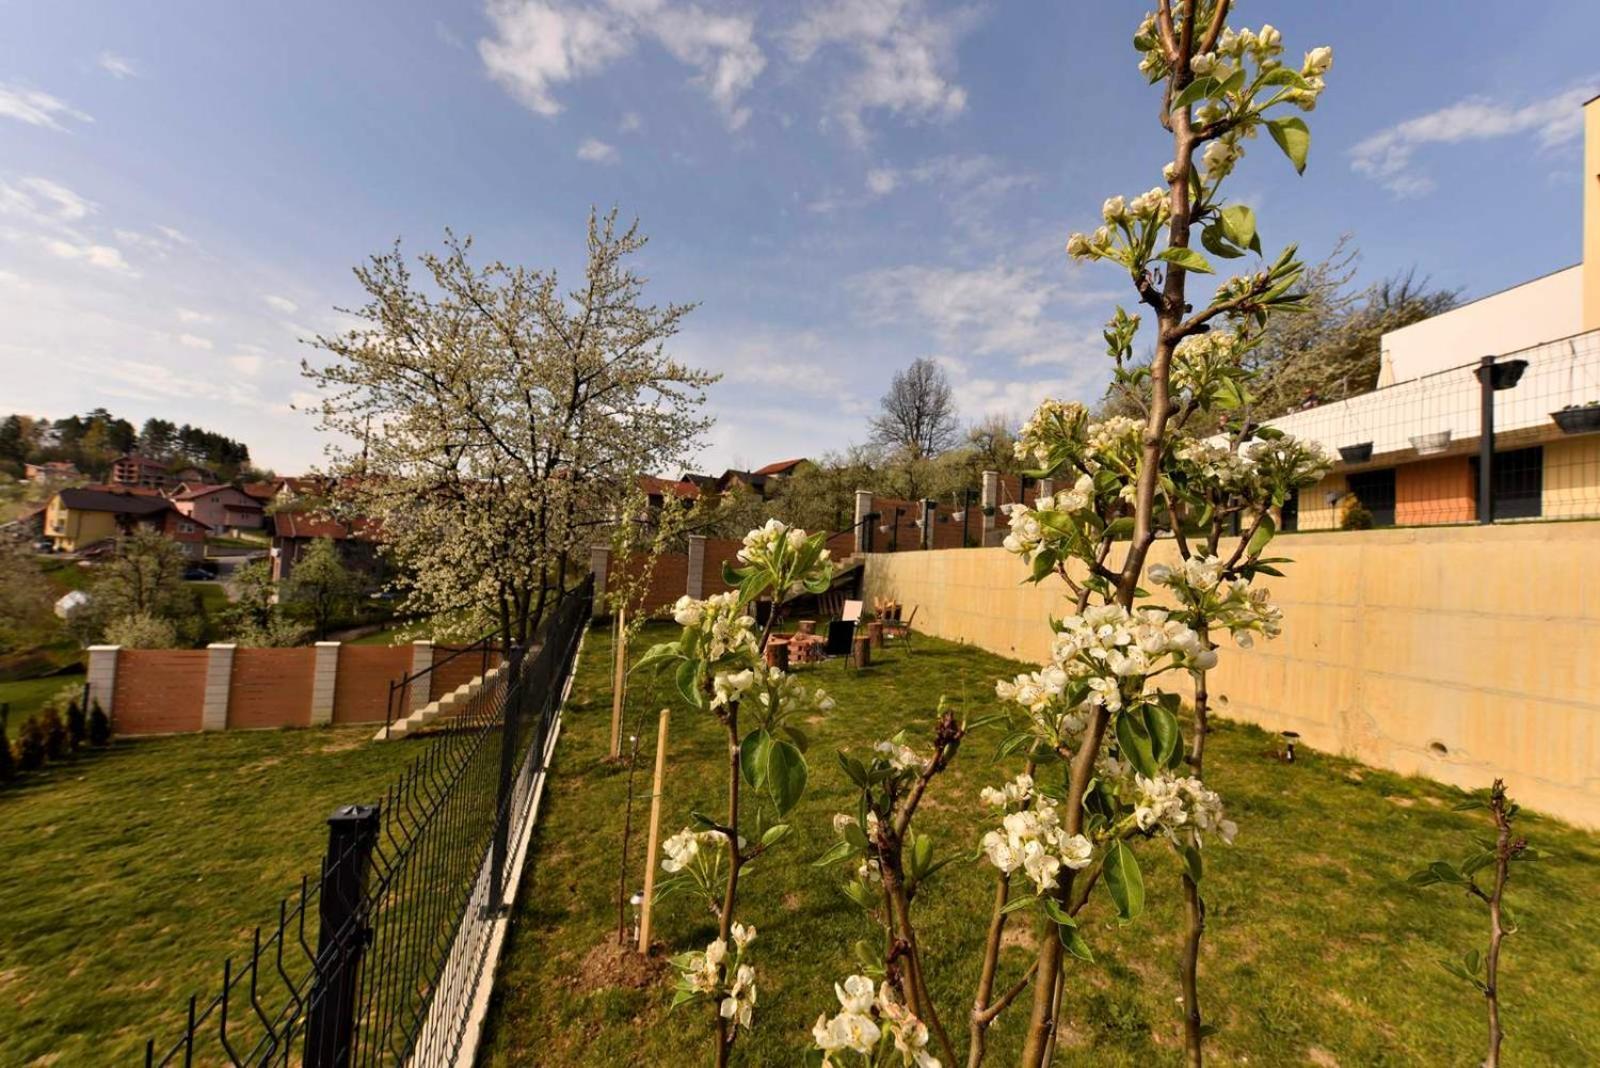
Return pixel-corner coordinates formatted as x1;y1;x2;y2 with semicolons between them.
881;606;918;651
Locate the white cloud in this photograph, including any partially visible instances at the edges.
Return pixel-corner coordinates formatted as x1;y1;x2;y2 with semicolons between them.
619;110;642;132
178;333;213;350
228;353;264;376
1351;80;1600;197
479;0;764;128
0;82;91;130
43;237;132;273
865;167;899;195
856;261;1074;364
20;177;94;220
176;307;213;324
98;51;139;79
577;137;620;163
783;0;979;144
264;293;299;314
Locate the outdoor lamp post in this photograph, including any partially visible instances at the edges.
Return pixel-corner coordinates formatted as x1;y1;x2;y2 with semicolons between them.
1473;354;1529;524
1280;730;1300;763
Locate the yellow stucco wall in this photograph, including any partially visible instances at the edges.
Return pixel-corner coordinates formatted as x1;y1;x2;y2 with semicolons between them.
863;521;1600;827
1545;434;1600;518
44;498;119;550
1584;96;1600;332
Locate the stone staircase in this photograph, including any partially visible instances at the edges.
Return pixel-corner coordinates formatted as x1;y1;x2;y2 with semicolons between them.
375;663;507;741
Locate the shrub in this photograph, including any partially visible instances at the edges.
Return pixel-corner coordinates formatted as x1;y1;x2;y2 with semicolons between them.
0;706;15;784
41;708;68;761
1341;496;1374;530
88;700;111;748
65;698;87;751
103;611;179;649
14;716;47;771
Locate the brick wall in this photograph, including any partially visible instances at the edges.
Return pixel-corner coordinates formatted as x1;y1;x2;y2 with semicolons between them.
429;646;503;701
230;648;317;729
615;549;692;616
332;645;413;725
113;651;209;735
702;538;745;594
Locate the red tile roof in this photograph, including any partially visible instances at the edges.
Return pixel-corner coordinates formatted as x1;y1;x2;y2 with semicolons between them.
638;474;701;499
752;457;807;476
272;510;374;541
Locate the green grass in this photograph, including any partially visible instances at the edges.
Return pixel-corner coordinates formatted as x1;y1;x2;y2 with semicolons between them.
0;726;422;1063
206;531;270;550
481;625;1600;1067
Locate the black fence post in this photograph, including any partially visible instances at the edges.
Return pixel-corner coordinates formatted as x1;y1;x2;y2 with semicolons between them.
488;644;527;910
304;804;379;1068
1478;354;1496;524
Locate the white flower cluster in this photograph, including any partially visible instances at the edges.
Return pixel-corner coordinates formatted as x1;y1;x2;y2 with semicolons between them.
1175;438;1254;492
812;975;940;1068
712;668;755;711
1148;556;1283;647
1053;604;1214;693
737;517;811;565
1000;474;1097;562
673;591;757;662
661;827;725;873
752;663;836;718
1133;773;1238;845
678;926;758;1031
1014;399;1088;466
994;666;1087;740
979;772;1035;810
981;806;1093;893
874;739;925;774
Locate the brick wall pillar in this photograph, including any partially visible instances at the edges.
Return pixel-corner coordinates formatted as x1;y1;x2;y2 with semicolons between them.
686;535;707;598
854;490;874;553
201;643;236;731
86;644;119;719
409;641;434;712
981;470;1000;537
920;499;936;550
311;641;340;726
590;545;611;609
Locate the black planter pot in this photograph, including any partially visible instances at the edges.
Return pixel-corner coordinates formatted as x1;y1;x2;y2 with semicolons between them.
1338;442;1373;464
1552;406;1600;435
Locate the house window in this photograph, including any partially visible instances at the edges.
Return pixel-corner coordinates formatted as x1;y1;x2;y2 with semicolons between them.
178;521;195;533
1471;446;1543;520
1280;487;1299;532
1346;468;1396;527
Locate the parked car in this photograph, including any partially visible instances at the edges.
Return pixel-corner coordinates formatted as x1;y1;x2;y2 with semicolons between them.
183;566;214;580
32;539;53;553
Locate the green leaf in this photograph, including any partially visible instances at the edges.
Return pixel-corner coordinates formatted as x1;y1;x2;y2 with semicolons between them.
838;752;868;787
1171;76;1218;111
674;658;701;710
909;833;935;880
1029;548;1057;584
812;839;856;867
1266;117;1311;174
1200;222;1245;260
1463;949;1481;975
1246;514;1276;558
1181;843;1204;884
1000;895;1037;916
1116;713;1160;779
1143;702;1182;768
1156;246;1215;274
1428;861;1465;885
1059;920;1094;962
740;728;773;789
1259;67;1309;89
1104;841;1146;921
1217;204;1260;254
721;560;744;587
766;738;808;815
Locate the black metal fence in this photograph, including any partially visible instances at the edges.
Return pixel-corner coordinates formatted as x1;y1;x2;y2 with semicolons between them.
143;575;594;1067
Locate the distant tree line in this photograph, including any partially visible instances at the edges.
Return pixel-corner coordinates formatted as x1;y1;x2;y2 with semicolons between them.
0;408;259;481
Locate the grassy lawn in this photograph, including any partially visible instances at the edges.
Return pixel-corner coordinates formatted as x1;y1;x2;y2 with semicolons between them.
0;726;423;1064
481;625;1600;1067
206;531;270;551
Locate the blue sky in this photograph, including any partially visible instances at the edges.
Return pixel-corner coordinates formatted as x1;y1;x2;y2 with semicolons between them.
2;1;1596;474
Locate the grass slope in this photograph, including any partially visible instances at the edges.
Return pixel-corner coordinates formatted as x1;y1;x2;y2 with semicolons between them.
481;625;1600;1067
0;727;420;1063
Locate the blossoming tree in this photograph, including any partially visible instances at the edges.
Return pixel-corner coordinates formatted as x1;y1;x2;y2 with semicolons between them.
808;4;1334;1066
637;520;836;1065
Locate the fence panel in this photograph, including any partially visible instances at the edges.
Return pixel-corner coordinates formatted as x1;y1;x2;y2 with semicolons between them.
143;576;594;1067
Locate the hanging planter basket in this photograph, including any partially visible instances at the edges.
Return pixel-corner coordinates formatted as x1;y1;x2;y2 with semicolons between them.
1552;404;1600;435
1410;431;1452;455
1338;442;1373;464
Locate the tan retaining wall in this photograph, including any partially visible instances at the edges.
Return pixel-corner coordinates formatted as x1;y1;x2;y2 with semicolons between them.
862;522;1600;827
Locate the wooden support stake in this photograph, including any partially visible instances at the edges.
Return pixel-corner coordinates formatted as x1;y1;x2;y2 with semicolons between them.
638;707;671;952
609;607;626;758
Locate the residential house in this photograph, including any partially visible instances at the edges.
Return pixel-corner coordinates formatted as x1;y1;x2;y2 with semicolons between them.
1261;94;1600;530
43;486;206;557
270;510;379;582
23;460;80;482
171;483;265;532
637;474;702;510
110;453;172;489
